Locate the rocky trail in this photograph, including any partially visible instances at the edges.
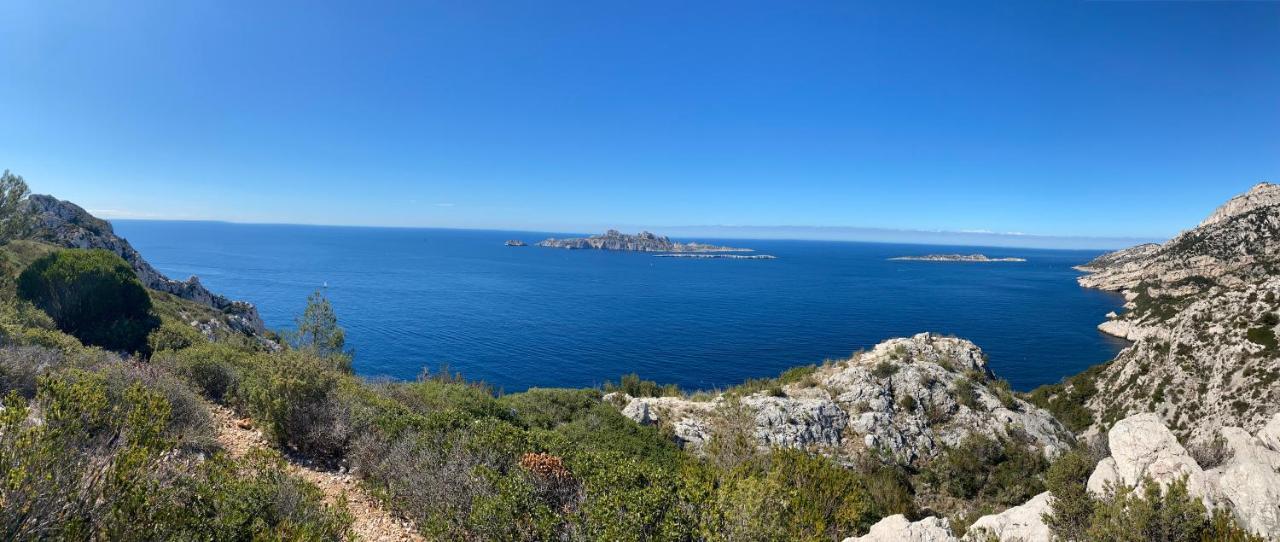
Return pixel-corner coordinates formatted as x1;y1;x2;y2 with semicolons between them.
209;404;423;542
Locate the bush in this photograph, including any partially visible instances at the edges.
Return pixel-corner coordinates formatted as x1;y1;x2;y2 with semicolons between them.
155;342;255;402
604;373;681;398
17;249;159;353
1087;476;1208;542
147;321;206;353
922;434;1048;506
1043;448;1096;542
872;361;899;379
239;350;354;461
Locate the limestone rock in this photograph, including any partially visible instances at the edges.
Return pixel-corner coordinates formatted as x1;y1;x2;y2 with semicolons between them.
1086;457;1119;496
965;492;1053;542
1199;182;1280;229
612;333;1072;465
1073;182;1280;443
843;514;957;542
1205;425;1280;537
1259;413;1280;453
536;229;751;253
1105;413;1211;502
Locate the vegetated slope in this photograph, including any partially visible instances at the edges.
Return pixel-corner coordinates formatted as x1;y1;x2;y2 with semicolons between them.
25;194;265;334
1070;182;1280;443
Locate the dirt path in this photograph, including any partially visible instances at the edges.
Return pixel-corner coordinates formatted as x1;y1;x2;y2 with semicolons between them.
209;404;424;542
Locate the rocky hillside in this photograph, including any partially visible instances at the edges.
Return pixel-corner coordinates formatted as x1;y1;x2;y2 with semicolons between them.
537;229;751;252
25;194;265;335
609;333;1073;465
1072;182;1280;444
847;412;1280;541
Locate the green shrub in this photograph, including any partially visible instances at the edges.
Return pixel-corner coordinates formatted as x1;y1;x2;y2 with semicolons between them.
604;373;681;398
1246;326;1278;352
156;342;255;402
1087;476;1209;542
922;434;1047;506
243;350;355;461
872;361;899;379
147;321;206;353
1044;448;1096;541
500;387;602;430
954;377;979;410
16;249;159;353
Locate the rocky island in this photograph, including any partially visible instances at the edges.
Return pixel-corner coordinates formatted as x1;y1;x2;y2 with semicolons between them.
654;253;776;260
503;239;527;246
889;254;1026;262
537;229;753;252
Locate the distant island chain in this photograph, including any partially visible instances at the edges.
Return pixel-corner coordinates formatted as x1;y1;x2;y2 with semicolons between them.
889;254;1026;262
505;229;778;260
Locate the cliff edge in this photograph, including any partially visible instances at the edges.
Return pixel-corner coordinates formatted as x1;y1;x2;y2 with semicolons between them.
25;194;266;335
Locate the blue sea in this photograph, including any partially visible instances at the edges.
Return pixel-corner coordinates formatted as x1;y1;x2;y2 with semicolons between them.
112;221;1128;392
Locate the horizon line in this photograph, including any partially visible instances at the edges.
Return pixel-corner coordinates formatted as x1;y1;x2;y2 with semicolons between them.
103;215;1163;251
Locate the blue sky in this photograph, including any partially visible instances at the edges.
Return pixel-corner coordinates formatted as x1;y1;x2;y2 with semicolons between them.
0;1;1276;248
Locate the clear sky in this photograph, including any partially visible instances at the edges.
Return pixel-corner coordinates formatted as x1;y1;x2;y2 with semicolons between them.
1;1;1276;248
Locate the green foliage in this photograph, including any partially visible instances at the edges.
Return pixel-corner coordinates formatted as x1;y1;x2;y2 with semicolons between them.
922;434;1048;507
239;349;353;461
1246;326;1278;352
680;450;914;542
1044;448;1096;542
147;320;206;353
17;249;159;353
1027;363;1106;433
604;372;681;397
0;369;350;539
1086;477;1208;542
0;170;33;244
954;377;979;410
872;361;899;379
290;289;351;368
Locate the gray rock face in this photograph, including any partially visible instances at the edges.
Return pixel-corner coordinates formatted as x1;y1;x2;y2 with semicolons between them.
26;194;266;335
612;333;1072;465
963;412;1280;541
536;229;751;253
1199;182;1280;229
1094;413;1211;503
844;515;957;542
1071;182;1280;443
965;492;1053;542
1207;423;1280;537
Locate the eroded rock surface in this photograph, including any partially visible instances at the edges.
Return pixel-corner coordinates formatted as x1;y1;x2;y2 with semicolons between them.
611;333;1071;465
1070;182;1280;443
843;515;957;542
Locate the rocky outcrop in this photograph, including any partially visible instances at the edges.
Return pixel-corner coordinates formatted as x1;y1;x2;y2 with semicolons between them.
25;194;265;334
1200;182;1280;229
843;515;957;542
1070;182;1280;444
965;492;1053;542
1086;413;1211;503
1208;423;1280;536
954;412;1280;541
610;333;1072;465
537;230;751;253
889;254;1026;263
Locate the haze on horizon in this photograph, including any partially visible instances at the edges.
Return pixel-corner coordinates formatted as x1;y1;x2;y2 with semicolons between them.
1;1;1276;250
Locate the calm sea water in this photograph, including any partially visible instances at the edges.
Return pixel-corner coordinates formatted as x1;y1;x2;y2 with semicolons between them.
112;221;1127;392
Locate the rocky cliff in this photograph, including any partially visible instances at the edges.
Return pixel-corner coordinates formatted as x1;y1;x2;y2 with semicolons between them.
537;229;751;252
1072;182;1280;444
609;333;1073;465
25;194;266;335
